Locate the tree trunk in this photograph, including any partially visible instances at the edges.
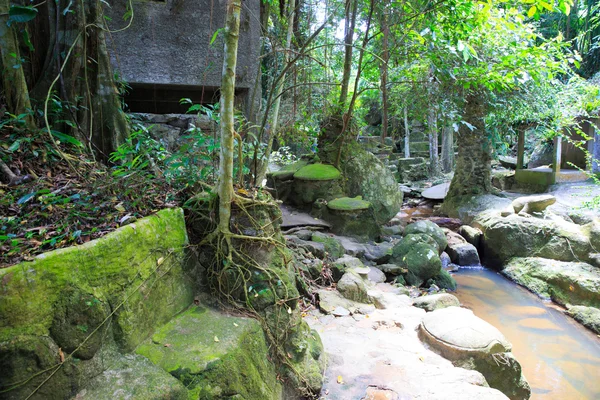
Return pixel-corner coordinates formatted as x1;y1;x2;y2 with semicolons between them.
0;0;35;128
444;92;492;207
404;107;410;158
441;124;454;173
218;0;242;233
258;0;296;185
380;0;389;144
428;109;439;175
29;0;129;160
339;0;358;108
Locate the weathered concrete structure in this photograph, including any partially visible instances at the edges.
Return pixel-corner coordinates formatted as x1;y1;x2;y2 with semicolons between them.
107;0;261;117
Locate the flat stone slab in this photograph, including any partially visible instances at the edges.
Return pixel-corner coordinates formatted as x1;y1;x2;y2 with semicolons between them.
422;182;451;200
420;307;511;353
280;205;332;229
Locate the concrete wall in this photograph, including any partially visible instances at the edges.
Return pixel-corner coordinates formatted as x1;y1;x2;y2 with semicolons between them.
106;0;260;115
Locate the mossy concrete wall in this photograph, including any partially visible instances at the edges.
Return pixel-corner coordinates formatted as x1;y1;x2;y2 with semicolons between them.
0;208;194;399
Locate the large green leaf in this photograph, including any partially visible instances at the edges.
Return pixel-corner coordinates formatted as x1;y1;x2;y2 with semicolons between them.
8;5;38;25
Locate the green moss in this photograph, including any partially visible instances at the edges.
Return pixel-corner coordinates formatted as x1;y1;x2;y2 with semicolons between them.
404;221;448;254
327;196;370;211
311;232;344;259
392;234;439;260
270;160;309;181
430;269;457;291
0;208;193;351
293;163;341;181
136;306;282;400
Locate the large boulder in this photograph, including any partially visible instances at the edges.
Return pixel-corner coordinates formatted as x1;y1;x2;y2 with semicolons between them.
330;255;365;282
292;163;344;205
325;196;381;239
474;211;593;267
502;257;600;308
391;238;442;287
528;142;554;169
341;143;403;225
458;225;483;249
397;157;429;182
419;307;530;400
445;230;480;266
404;220;448;254
136;305;283;399
512;195;556;214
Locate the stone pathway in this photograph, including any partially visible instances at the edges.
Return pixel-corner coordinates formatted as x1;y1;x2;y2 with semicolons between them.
305;283;509;400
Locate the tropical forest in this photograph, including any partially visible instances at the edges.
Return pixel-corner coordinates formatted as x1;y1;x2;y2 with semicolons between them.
1;0;600;399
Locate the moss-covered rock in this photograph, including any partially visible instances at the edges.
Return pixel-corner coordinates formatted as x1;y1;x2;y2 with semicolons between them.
566;305;600;334
324;197;380;240
311;232;344;260
340;142;403;225
0;208;193;353
391;236;442;287
430;269;458;291
474;211;593;267
50;287;111;360
73;353;188;400
502;257;600;308
136;305;282;400
269;159;309;181
404;221;448;254
293;163;341;181
327;196;370;210
337;271;372;303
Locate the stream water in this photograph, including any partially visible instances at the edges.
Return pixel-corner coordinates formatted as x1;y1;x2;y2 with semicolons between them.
453;267;600;400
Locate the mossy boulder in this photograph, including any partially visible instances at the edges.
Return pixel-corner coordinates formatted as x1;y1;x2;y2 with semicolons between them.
502;257;600;308
340;142;403;225
474;211;592;267
269;159;309;182
567;306;600;334
330;255;364;282
430;269;458;291
293;163;341;180
404;221;447;254
324;197;381;240
391;235;442;287
136;305;282;400
337;271;372;303
73;353;188;400
292;164;344;205
311;232;344;259
0;208;193;352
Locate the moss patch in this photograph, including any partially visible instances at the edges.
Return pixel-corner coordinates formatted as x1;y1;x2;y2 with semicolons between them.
136;305;282;400
0;208;193;351
327;196;370;211
270;160;309;181
293;163;341;181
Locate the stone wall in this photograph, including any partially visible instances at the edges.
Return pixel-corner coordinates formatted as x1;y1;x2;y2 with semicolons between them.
107;0;261;116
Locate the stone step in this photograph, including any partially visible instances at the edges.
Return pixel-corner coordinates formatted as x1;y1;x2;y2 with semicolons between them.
135;305;282;399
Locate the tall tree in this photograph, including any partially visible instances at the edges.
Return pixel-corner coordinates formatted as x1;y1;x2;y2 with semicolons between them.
218;0;242;234
379;0;390;144
339;0;358;107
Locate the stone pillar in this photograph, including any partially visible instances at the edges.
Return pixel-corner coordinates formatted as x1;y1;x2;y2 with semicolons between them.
590;118;600;174
516;129;525;170
552;135;562;174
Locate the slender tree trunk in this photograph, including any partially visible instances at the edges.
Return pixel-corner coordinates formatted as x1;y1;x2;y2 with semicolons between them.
404;107;410;158
444;92;492;207
0;0;35;128
428;108;439;175
441;124;454;173
339;0;358;108
258;0;296;184
218;0;242;233
380;0;390;144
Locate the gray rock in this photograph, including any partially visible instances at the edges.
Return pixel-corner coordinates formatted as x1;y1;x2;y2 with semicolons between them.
422;182;450;200
368;267;386;283
331;255;365;282
419;307;530;400
381;225;404;236
285;235;326;259
458;225;483;249
512;195;556;214
337;271;372;303
412;293;460;311
332;306;351;317
447;243;481;266
498;155;521;169
293;229;315;241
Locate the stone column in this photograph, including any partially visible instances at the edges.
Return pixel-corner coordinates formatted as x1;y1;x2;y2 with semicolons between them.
516;128;525;170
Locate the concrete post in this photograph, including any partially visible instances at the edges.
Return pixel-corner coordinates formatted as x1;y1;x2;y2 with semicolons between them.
516;129;525;170
552;135;562;174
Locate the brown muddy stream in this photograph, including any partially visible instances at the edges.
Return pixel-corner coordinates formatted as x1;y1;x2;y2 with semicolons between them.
454;268;600;400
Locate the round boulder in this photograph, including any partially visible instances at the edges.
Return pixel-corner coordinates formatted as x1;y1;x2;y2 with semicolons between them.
404;221;447;254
